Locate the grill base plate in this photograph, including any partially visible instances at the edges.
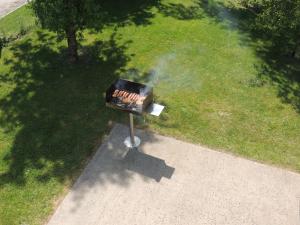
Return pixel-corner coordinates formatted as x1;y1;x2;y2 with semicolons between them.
124;136;141;148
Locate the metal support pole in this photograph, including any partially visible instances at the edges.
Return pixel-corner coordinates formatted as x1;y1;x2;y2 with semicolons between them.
129;113;135;146
124;113;141;148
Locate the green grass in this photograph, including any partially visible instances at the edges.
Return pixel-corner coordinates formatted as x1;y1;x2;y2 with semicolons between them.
0;5;36;36
0;1;300;224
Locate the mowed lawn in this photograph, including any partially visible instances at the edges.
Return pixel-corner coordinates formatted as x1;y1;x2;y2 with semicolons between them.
0;5;35;36
1;1;300;224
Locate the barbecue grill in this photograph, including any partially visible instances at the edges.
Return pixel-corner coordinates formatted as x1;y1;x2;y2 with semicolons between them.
106;79;153;115
106;78;164;148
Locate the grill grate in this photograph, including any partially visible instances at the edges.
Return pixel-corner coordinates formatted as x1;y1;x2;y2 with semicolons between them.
106;79;153;115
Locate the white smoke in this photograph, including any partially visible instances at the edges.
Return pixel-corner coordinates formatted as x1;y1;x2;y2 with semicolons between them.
123;45;203;97
146;47;202;95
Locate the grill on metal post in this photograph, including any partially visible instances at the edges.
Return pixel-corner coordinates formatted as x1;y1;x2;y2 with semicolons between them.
106;79;164;148
125;113;140;148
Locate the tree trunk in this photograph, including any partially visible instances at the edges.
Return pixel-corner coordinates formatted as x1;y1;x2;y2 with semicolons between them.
291;45;298;58
291;38;300;58
291;50;296;58
65;25;78;63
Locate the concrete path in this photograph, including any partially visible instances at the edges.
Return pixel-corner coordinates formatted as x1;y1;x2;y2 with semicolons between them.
48;124;300;225
0;0;27;18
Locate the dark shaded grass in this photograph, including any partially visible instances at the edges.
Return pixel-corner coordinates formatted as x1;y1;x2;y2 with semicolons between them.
0;31;130;186
0;31;134;224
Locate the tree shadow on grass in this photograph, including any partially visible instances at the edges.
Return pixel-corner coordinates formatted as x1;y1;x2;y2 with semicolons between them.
98;0;206;27
255;53;300;112
0;0;204;189
0;29;174;191
0;31;133;186
95;0;208;29
98;0;161;27
157;2;204;20
197;0;300;112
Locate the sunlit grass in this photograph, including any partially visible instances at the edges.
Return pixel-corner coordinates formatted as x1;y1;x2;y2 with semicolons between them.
0;5;36;36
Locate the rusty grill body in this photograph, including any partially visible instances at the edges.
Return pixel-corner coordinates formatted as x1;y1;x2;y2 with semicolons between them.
106;79;153;115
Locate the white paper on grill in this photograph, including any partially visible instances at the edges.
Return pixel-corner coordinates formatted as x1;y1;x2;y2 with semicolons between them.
146;103;165;116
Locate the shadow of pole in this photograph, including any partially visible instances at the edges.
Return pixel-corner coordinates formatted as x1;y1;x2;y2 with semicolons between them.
122;147;175;182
